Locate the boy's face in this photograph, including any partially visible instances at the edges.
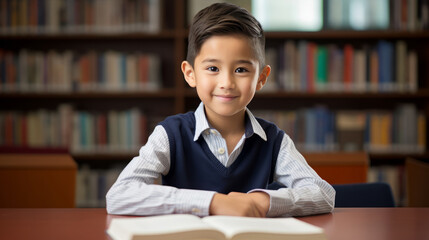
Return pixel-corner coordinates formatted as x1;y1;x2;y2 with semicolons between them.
182;34;270;121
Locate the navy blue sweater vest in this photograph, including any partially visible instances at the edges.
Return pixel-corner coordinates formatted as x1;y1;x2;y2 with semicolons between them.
160;112;284;194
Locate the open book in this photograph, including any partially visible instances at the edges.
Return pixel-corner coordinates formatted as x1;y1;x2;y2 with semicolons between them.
106;214;326;240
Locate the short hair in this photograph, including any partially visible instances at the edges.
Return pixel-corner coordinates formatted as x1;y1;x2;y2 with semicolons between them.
187;3;265;69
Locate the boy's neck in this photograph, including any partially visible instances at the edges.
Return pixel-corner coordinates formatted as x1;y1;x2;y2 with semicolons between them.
205;108;246;137
205;108;246;155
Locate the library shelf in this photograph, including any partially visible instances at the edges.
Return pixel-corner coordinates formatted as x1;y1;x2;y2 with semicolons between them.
1;0;428;182
1;0;429;208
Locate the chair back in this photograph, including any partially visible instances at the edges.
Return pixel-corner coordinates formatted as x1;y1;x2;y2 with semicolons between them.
333;182;395;207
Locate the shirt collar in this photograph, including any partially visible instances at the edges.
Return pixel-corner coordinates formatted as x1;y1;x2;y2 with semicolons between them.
193;102;267;142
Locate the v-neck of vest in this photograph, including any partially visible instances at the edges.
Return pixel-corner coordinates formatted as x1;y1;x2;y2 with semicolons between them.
198;137;250;175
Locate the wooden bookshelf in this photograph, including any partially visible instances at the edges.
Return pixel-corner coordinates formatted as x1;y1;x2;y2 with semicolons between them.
1;0;428;163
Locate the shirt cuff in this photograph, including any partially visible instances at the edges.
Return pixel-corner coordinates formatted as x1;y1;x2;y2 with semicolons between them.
175;189;216;217
248;188;289;217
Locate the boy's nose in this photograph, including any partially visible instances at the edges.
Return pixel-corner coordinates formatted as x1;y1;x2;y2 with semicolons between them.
219;73;235;89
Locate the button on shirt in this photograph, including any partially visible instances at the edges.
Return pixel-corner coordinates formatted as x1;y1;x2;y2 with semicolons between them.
106;102;335;217
202;128;234;167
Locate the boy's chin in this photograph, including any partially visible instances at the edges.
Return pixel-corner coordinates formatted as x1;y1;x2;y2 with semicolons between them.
205;105;246;118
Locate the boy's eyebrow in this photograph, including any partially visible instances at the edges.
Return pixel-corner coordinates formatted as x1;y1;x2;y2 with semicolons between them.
201;58;255;65
236;59;254;65
201;58;219;63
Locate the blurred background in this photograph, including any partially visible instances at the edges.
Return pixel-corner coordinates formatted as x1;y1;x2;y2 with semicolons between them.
0;0;428;208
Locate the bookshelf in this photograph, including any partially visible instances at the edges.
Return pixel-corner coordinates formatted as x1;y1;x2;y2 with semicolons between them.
1;0;429;207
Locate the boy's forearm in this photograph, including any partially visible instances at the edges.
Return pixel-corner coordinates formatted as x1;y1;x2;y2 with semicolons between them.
247;191;270;214
209;192;270;217
256;186;335;217
106;181;215;216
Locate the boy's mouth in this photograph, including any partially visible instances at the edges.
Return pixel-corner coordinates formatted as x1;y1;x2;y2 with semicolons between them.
214;94;238;102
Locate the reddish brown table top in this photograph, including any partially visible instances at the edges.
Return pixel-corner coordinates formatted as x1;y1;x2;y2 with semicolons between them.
0;208;427;240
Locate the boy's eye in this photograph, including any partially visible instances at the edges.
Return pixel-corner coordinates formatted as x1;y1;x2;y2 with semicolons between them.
207;66;219;72
235;67;249;73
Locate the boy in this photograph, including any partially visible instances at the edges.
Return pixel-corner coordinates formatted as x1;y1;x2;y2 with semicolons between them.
106;3;335;217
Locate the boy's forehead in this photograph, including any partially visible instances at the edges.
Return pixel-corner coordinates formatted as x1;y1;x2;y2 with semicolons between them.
196;35;259;63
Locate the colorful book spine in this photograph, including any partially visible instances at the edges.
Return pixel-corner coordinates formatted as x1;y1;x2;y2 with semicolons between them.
343;44;354;91
377;41;394;92
316;46;328;91
306;42;317;93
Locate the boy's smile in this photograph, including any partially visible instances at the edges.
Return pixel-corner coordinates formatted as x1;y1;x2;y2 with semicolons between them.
214;94;237;102
182;34;270;124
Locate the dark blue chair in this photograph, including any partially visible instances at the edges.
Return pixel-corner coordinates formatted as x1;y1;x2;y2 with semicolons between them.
333;182;395;207
267;182;395;207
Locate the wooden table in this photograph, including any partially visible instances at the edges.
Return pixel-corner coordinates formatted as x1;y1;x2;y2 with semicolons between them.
0;208;427;240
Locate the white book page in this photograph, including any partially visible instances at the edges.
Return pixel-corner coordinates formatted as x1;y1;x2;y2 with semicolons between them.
108;214;225;240
202;216;324;240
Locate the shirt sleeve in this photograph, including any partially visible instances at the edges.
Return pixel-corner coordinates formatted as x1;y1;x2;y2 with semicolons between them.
249;134;335;217
105;125;216;216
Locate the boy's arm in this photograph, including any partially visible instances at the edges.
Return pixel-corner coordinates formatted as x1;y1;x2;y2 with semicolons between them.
106;125;216;216
209;192;270;217
249;134;335;217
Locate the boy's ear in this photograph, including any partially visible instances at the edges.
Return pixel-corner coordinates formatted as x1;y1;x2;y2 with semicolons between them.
256;65;271;91
181;61;196;88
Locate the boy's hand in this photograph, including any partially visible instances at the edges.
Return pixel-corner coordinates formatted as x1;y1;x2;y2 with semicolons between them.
209;192;270;217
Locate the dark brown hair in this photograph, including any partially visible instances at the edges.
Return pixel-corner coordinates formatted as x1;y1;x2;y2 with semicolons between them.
187;3;265;69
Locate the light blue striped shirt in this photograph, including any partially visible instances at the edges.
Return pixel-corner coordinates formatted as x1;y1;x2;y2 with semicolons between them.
106;102;335;217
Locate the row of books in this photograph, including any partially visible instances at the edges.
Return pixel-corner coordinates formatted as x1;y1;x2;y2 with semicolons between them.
1;104;424;154
264;40;418;93
1;104;425;155
326;0;429;31
76;164;123;207
0;49;162;92
0;0;161;34
0;104;149;153
391;0;429;31
254;104;426;153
